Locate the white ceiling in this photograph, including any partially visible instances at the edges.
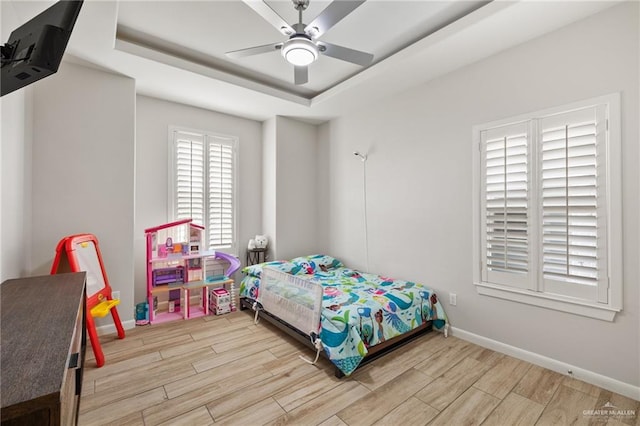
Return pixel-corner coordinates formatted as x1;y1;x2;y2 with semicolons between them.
116;1;487;96
7;0;619;123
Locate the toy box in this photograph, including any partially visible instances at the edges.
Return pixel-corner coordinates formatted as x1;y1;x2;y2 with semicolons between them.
209;288;231;315
210;288;230;306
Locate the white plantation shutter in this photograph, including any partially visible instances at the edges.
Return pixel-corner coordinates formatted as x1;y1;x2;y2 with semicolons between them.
539;106;608;302
474;94;620;319
481;122;531;289
208;139;235;250
171;128;237;252
174;131;205;227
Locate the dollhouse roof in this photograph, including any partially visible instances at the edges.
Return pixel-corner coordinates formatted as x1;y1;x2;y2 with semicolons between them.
144;219;205;234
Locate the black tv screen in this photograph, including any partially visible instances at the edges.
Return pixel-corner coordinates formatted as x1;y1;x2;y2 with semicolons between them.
1;0;83;97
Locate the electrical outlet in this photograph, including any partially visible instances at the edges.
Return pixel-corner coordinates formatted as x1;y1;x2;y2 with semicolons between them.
449;293;457;306
112;291;121;301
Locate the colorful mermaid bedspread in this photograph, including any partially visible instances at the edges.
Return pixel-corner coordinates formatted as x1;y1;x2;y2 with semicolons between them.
239;255;448;376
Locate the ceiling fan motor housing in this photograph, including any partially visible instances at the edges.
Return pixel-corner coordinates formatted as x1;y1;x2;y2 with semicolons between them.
293;0;310;11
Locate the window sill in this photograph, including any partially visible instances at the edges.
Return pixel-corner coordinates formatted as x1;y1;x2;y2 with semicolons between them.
475;282;620;321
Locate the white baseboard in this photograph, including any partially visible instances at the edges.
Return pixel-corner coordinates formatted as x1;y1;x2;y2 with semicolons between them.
96;319;136;336
450;326;640;401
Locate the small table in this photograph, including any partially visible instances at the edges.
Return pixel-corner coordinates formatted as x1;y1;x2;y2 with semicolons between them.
246;248;267;266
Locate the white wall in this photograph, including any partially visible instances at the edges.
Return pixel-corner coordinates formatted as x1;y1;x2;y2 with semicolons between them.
274;116;318;260
262;117;277;258
31;62;136;324
135;95;262;302
319;2;639;389
0;0;32;282
0;84;32;282
316;122;331;254
261;116;319;261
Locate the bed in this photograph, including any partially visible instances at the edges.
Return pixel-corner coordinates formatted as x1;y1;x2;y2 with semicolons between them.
239;254;448;377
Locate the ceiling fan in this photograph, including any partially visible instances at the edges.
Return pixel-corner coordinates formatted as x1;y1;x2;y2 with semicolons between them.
226;0;374;85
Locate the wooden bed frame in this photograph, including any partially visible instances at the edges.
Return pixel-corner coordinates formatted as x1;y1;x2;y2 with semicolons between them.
239;297;433;378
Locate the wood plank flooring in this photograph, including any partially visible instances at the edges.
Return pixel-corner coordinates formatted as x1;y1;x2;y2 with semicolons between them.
79;311;639;426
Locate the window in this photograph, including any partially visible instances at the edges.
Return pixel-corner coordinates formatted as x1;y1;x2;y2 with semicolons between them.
169;127;238;254
472;94;621;321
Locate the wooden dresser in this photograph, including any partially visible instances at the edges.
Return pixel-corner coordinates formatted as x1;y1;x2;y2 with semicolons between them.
1;272;86;426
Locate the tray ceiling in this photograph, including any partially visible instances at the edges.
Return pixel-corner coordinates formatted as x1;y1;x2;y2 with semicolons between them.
3;1;620;122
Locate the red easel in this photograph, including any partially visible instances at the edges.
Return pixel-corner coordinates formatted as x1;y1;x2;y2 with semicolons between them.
51;234;125;367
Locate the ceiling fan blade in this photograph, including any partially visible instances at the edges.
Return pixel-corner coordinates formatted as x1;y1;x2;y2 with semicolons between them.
305;1;366;39
226;42;283;59
294;66;308;85
243;1;294;35
319;42;373;67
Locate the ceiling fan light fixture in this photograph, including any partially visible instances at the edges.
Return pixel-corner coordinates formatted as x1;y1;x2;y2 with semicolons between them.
282;36;318;66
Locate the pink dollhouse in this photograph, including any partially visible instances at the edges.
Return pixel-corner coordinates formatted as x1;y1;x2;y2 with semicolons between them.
144;219;240;323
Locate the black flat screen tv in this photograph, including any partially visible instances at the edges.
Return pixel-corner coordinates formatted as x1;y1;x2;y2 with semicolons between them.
1;0;83;97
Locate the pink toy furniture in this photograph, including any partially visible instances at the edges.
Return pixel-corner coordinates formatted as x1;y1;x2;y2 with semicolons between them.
145;219;241;323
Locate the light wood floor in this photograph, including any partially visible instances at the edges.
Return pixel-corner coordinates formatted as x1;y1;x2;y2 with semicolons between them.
79;310;639;426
